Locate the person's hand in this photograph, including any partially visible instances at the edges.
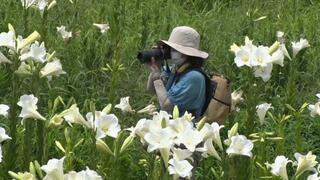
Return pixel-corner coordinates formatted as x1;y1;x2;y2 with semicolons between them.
147;57;161;81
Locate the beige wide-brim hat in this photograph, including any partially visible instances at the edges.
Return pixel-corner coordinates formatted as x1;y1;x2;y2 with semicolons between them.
158;26;209;59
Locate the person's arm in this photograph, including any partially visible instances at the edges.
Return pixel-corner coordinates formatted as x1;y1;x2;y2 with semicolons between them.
147;72;160;93
153;79;174;112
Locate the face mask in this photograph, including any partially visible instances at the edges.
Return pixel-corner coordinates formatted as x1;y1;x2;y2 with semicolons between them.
170;50;185;65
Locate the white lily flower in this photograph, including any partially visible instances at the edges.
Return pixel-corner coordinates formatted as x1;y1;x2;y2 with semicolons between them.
256;103;272;124
37;0;48;14
56;26;72;41
294;151;318;176
271;49;285;67
0;31;16;50
277;31;284;39
17;94;46;121
21;0;37;8
41;157;65;180
292;38;310;58
316;93;320;100
168;159;193;179
115;96;135;113
137;103;157;115
269;155;291;180
234;45;254;67
15;62;32;76
254;62;273;82
199;122;224;150
0;127;12;143
60;104;89;127
211;122;224;150
171;148;193;161
0;52;12;64
226;134;253;157
251;46;272;67
175;128;203;152
0;104;9;117
196;138;221;161
64;167;103;180
95;113;121;139
20;42;47;63
126;118;149;138
93;23;110;34
307;173;320;180
181;111;194;122
308;102;320;117
144;128;174;152
40;58;66;78
168;117;193;135
64;171;79;180
85;111;105;130
81;167;103;180
231;90;243;112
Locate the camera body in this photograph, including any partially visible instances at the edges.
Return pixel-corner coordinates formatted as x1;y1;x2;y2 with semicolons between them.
137;46;170;64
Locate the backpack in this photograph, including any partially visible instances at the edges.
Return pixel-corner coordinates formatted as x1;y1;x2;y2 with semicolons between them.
185;68;232;125
200;71;232;125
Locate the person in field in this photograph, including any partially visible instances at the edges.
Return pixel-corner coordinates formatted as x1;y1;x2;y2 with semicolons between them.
147;26;209;120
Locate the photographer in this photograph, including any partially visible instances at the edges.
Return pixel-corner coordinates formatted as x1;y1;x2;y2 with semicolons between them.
143;26;209;121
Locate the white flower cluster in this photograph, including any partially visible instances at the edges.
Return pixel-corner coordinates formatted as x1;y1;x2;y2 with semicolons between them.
128;111;254;179
41;157;103;180
308;93;320;117
21;0;57;14
0;25;66;80
230;32;309;82
268;151;319;180
10;157;102;180
57;26;72;41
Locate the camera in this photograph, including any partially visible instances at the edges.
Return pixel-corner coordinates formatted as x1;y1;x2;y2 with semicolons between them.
137;46;170;64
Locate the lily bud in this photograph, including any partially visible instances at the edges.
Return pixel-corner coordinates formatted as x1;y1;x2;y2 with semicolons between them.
29;162;36;177
18;31;41;50
268;41;280;55
34;160;44;179
120;135;134;154
229;43;240;54
55;140;66;153
49;114;64;126
161;117;166;128
8;171;20;179
96;139;114;156
102;104;112;114
64;128;71;144
173;106;179;119
46;51;56;62
48;0;57;10
196;116;207;131
8;23;16;39
231;122;239;135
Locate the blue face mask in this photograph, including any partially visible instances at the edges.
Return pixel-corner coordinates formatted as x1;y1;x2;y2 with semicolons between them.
170;50;185;66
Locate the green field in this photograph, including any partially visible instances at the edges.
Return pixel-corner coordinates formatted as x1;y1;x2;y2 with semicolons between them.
1;0;320;179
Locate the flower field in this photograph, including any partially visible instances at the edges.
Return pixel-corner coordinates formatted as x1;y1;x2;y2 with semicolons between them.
1;0;320;179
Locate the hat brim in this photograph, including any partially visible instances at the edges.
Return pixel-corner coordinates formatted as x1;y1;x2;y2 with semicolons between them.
158;40;209;59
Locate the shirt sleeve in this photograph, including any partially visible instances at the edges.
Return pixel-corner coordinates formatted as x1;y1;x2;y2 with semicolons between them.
167;71;205;111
